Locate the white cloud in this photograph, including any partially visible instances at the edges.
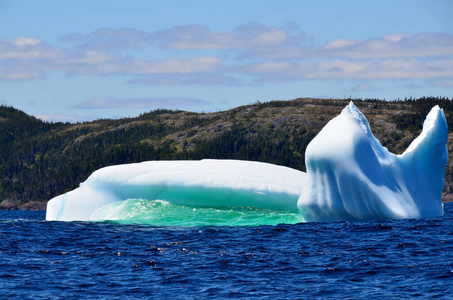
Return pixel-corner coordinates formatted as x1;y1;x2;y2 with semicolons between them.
248;32;453;60
317;60;366;77
323;38;361;50
11;37;41;46
320;33;453;59
251;61;293;73
239;58;453;82
128;73;240;85
0;63;43;80
0;25;452;86
154;23;292;50
138;56;221;74
59;28;148;51
381;34;408;42
66;55;221;76
56;23;307;53
76;97;210;109
65;51;114;65
0;38;65;60
352;83;372;91
0;35;222;79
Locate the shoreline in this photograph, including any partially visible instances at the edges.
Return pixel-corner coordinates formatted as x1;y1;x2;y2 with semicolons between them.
442;193;453;203
0;201;47;211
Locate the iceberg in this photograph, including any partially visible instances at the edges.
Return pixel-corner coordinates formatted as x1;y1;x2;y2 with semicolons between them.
298;102;448;222
46;160;307;221
46;102;448;223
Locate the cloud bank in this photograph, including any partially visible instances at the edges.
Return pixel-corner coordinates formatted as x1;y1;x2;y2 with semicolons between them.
76;97;209;109
1;23;452;86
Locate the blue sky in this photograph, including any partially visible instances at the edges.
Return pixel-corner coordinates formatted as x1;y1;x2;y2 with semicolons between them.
0;0;452;122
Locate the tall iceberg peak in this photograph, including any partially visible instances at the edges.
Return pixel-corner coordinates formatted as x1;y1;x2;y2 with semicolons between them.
398;105;448;217
297;102;448;222
402;105;447;156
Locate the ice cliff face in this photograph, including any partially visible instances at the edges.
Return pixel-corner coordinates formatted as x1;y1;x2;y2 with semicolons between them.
46;102;448;223
297;102;448;222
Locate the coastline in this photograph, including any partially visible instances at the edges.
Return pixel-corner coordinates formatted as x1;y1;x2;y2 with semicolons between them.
0;201;47;211
442;193;453;203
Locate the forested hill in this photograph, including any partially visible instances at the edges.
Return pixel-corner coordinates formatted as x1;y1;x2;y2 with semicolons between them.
1;97;453;209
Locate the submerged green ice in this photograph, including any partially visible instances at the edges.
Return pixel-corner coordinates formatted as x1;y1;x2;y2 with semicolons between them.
91;199;304;227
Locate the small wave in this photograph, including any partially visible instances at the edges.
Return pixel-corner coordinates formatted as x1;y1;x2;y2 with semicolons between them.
90;199;303;227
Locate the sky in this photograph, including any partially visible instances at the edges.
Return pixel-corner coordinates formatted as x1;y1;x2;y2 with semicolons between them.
0;0;452;122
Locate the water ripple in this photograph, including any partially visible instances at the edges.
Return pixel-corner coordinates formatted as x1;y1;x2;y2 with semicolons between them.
0;204;452;298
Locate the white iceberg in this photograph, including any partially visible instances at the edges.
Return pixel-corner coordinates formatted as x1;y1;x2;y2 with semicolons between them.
46;102;448;223
298;102;448;222
46;160;307;221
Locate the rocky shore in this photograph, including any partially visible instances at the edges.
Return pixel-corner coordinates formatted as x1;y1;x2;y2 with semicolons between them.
0;201;47;211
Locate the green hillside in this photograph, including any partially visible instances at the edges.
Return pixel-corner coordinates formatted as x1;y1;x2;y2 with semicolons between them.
1;97;452;209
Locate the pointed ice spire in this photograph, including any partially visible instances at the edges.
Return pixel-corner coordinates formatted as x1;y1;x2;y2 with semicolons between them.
399;105;448;215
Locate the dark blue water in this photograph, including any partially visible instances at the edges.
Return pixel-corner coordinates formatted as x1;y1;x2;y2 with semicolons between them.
1;204;452;299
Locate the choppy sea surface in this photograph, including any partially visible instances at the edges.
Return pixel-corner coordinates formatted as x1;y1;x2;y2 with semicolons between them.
1;203;452;299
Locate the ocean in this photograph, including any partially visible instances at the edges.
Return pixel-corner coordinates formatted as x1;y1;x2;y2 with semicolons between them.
1;203;452;299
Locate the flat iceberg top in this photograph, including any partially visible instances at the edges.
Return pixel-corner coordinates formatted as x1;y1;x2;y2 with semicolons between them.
89;159;305;194
46;159;307;221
